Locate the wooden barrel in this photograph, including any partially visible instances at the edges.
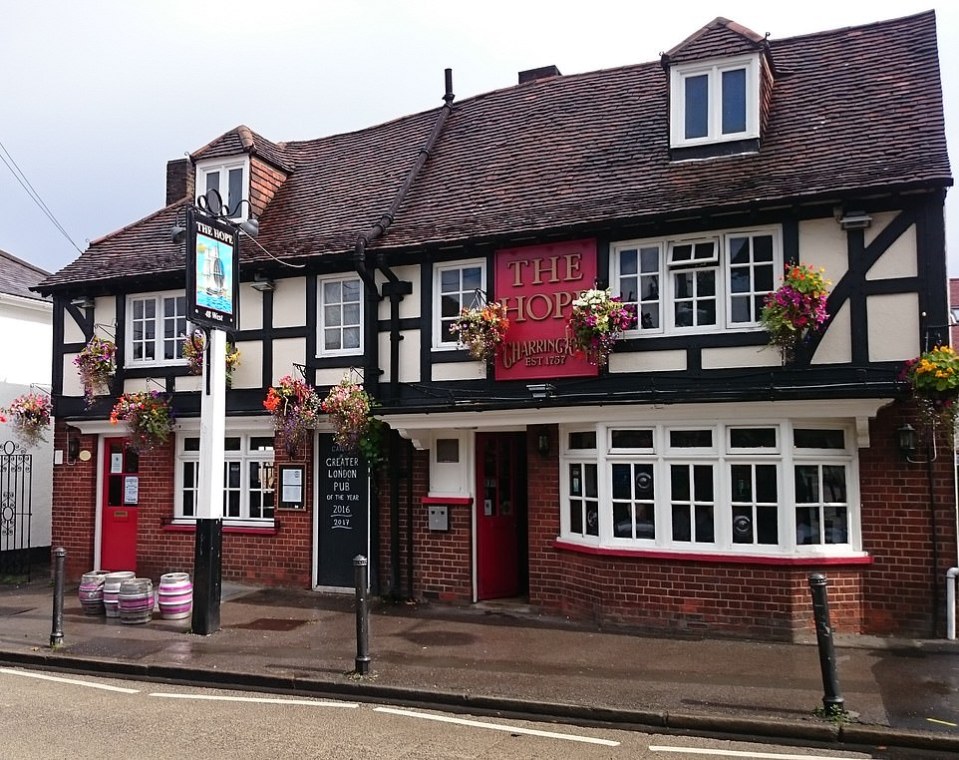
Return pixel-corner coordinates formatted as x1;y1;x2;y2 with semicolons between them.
118;578;154;625
78;570;108;615
157;572;193;620
102;571;135;618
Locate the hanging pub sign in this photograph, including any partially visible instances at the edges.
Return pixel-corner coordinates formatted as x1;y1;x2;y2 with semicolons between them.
185;206;240;331
494;239;598;381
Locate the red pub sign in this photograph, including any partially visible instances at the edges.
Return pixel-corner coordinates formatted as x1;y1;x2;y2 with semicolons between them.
494;239;598;381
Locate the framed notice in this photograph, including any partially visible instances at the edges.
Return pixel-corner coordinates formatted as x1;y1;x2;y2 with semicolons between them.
278;465;305;510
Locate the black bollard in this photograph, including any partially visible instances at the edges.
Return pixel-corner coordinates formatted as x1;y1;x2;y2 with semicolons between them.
353;555;371;675
808;573;845;715
50;547;66;648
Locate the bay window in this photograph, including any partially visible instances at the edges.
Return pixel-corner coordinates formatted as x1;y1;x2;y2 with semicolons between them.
560;420;857;557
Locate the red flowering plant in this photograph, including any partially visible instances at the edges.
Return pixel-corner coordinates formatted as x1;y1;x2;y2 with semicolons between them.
2;392;52;448
73;336;116;407
263;375;322;456
321;377;383;464
567;288;637;367
449;301;510;362
110;391;174;452
760;264;830;363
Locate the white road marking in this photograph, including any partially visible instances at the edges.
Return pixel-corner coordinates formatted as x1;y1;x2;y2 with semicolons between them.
373;706;620;746
649;746;868;759
149;692;359;708
0;667;140;693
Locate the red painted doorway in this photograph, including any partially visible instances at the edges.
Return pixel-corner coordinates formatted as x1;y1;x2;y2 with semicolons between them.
100;438;140;572
475;432;528;601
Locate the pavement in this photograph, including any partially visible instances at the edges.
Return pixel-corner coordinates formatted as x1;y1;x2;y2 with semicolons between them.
1;576;958;756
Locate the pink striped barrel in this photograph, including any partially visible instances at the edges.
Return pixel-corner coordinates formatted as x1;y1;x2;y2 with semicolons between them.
102;571;135;619
78;571;108;615
157;572;193;620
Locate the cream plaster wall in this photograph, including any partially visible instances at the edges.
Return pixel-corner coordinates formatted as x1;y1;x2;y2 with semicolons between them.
230;340;262;389
271;337;306;384
797;218;848;281
379;330;421;384
702;345;779;370
812;302;852;365
868;293;920;362
866;215;917;280
239;285;264;331
431;359;487;382
610;349;686;374
272;277;306;328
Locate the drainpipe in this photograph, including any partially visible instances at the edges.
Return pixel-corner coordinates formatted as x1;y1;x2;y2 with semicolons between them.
948;567;959;640
352;68;456;597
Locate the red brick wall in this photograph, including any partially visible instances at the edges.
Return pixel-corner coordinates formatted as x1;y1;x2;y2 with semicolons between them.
52;423;314;588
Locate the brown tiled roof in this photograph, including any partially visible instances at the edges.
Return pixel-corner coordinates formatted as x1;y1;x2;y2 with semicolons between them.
37;11;951;291
664;17;766;63
192;125;293;173
0;249;51;301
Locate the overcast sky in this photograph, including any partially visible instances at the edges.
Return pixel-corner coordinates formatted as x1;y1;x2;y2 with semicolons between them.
2;1;956;277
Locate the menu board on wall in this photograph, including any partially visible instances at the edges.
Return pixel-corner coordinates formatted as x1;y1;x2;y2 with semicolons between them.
316;434;369;588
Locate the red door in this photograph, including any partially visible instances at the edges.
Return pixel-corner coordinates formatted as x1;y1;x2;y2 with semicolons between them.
100;438;140;572
476;433;527;600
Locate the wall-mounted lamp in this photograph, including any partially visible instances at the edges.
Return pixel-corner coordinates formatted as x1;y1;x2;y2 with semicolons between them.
537;431;550;457
250;273;276;292
896;423;917;460
838;211;872;231
526;383;556;399
68;437;80;463
70;296;95;308
171;222;187;244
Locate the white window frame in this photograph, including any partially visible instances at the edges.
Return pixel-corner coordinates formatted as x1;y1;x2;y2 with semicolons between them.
669;55;760;148
559;420;860;559
174;432;276;526
433;259;486;350
317;273;363;357
611;226;781;338
125;290;189;367
195;157;250;221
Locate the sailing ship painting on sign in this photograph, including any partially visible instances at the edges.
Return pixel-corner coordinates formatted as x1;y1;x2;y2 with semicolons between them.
195;231;233;314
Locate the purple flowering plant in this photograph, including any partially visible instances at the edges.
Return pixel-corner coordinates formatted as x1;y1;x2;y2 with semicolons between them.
263;375;322;456
568;288;637;367
760;263;830;362
74;336;116;407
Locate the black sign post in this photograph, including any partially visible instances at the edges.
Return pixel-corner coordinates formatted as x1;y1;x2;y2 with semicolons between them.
317;434;370;587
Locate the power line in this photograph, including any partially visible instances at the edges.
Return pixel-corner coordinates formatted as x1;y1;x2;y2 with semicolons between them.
0;138;84;255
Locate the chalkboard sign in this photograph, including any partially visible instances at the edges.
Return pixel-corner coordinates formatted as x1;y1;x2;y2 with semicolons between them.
316;434;369;588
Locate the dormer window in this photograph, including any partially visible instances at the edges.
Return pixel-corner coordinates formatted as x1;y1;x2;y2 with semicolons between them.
670;55;759;148
196;158;250;221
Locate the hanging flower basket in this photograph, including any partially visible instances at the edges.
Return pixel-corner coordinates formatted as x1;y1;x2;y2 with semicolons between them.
182;331;240;385
449;302;510;362
110;391;174;452
760;263;830;363
321;377;378;456
263;375;322;457
74;336;116;407
567;288;637;367
2;393;52;448
901;344;959;430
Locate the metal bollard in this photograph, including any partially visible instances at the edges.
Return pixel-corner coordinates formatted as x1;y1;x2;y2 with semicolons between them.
50;547;66;648
808;573;845;715
353;555;371;675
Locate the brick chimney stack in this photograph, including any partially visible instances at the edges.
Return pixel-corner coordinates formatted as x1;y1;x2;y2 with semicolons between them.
165;158;195;206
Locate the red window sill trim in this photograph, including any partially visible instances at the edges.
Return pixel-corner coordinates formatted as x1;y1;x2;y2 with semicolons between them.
552;539;873;566
421;496;473;506
163;523;279;536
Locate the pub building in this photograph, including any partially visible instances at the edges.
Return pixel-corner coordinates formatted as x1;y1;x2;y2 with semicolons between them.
36;12;956;639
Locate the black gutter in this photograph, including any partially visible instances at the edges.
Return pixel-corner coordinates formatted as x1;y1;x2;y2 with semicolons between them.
352;68;456;598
